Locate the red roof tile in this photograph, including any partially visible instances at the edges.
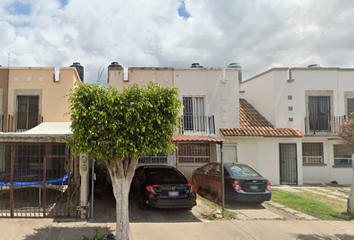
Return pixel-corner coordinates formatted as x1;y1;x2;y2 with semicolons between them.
173;135;229;143
220;99;303;137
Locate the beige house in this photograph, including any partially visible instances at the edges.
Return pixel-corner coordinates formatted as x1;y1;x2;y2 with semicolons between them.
0;65;81;218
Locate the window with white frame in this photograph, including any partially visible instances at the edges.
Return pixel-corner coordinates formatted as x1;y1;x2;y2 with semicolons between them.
178;143;210;163
182;96;205;131
139;152;167;164
333;144;352;168
302;143;324;164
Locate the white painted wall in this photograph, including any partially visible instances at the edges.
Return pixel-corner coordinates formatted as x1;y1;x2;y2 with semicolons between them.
226;137;303;186
241;69;278;125
174;68;240;139
303;137;353;185
177;142;218;182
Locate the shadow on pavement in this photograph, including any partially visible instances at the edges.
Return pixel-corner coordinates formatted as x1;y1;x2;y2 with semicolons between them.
91;186;202;223
295;234;354;240
225;201;266;210
24;226;113;240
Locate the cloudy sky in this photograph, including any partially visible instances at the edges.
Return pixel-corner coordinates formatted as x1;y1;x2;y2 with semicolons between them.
0;0;353;83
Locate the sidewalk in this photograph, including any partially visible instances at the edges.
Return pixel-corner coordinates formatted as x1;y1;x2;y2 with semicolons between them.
1;218;354;240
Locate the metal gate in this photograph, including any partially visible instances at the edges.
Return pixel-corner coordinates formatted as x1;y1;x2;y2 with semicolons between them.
0;144;78;218
279;143;298;185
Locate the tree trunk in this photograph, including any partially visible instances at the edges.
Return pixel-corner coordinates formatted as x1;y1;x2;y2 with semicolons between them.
106;158;138;240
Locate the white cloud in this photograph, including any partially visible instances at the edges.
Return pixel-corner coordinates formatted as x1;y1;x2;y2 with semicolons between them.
0;0;354;82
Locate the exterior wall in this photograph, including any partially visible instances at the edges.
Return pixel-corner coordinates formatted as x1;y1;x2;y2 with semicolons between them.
177;142;218;182
174;68;240;139
7;68;79;123
302;137;353;185
226;137;303;186
241;69;278;125
243;67;354;185
0;68;9;130
108;68;174;91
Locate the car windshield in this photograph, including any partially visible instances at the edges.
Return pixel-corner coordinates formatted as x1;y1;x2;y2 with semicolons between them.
227;165;261;178
145;168;187;184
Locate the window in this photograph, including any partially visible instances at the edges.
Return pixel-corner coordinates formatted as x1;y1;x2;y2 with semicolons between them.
308;96;331;132
139;153;167;164
333;145;352;168
178;143;210;163
15;145;45;170
17;96;39;130
302;143;324;164
347;98;354;118
183;96;205;131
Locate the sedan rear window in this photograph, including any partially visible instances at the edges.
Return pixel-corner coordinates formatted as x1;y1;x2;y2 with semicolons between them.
227;165;260;177
145;168;187;184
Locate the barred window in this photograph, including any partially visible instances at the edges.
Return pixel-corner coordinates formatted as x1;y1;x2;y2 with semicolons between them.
178;143;210;163
333;145;352;168
139;152;167;164
302;143;324;164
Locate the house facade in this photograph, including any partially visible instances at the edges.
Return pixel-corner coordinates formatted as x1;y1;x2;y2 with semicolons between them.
107;63;240;180
240;67;354;185
0;65;81;218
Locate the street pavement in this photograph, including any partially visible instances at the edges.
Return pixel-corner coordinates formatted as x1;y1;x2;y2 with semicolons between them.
1;185;354;240
1;218;354;240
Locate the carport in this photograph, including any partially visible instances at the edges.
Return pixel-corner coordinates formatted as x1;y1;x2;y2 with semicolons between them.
92;135;229;220
0;122;80;218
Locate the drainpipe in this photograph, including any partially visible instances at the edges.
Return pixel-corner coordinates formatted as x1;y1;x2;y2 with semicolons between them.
91;158;95;218
221;141;225;218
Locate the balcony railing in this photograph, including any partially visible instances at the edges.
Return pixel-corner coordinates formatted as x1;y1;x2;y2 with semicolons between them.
304;115;346;135
8;114;43;132
179;115;215;135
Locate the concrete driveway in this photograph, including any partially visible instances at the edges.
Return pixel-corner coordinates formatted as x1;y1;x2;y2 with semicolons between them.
92;186;213;223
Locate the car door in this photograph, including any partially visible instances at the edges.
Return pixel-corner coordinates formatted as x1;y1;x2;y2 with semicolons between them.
192;163;213;194
204;164;222;201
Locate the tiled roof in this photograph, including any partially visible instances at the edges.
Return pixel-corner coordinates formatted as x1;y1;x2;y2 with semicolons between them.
220;99;303;138
173;135;229;143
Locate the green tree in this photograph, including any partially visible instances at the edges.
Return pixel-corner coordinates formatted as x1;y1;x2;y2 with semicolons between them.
339;120;354;214
67;82;182;240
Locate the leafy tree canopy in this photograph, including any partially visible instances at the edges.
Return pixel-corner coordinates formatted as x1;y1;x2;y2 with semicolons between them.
66;82;182;161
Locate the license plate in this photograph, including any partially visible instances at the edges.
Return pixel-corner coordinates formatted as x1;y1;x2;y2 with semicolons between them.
250;185;258;190
168;191;179;197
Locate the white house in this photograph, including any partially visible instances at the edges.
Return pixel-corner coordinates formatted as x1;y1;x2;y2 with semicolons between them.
239;66;354;185
106;63;240;180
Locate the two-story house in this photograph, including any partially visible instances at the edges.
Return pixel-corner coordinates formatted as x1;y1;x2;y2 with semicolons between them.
0;65;81;218
107;62;240;180
236;66;354;186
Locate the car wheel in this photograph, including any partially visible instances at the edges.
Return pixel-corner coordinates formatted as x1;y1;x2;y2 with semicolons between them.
138;197;148;210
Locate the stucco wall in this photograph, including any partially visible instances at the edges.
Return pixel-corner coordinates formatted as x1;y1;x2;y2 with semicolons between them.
302;137;353;185
108;68;174;91
177;142;218;182
8;68;79;122
174;68;240;139
227;137;303;186
241;70;278;125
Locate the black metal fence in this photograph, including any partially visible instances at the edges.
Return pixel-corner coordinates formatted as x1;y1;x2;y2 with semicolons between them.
304;115;345;135
179;115;215;135
7;114;43;132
